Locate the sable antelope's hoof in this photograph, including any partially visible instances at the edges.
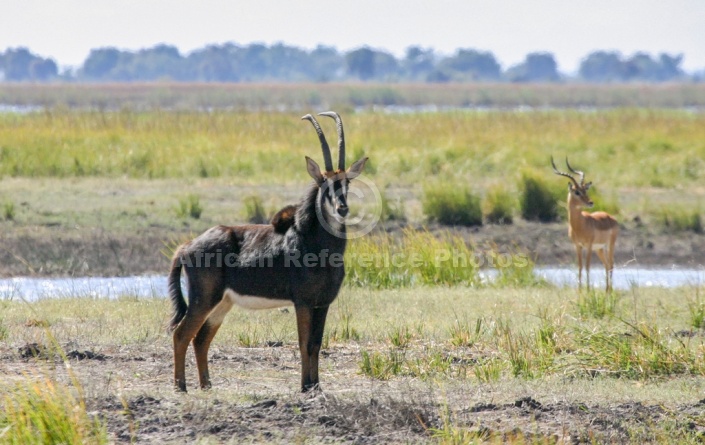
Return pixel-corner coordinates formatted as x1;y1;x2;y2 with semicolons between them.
200;383;212;391
301;383;322;393
175;382;187;393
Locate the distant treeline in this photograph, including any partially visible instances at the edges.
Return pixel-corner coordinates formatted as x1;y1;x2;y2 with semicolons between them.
0;43;700;83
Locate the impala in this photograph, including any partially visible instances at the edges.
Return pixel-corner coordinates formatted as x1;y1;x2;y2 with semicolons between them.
551;156;619;291
168;111;367;392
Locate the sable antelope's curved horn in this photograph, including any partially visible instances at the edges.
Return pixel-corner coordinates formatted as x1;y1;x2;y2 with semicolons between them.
318;111;345;171
551;156;580;188
565;157;585;185
301;114;334;172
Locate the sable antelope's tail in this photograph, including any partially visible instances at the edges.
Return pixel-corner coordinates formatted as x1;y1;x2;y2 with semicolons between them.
168;249;188;331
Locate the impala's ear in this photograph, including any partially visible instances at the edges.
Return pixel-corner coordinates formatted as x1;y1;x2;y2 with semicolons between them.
347;157;368;179
585;181;593;190
305;156;324;184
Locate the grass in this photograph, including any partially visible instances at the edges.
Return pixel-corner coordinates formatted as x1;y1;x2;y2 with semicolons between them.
518;172;562;222
1;109;705;194
175;194;203;219
2;285;705;442
657;205;703;234
3;83;705;110
422;183;483;227
482;184;514;224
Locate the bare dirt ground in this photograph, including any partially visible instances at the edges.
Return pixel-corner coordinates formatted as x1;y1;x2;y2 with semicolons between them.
3;342;704;444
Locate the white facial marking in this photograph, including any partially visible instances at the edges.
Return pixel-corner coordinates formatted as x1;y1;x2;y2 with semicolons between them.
224;289;293;310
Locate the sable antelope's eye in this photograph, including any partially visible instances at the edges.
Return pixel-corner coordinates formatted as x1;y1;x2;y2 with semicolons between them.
575;191;581;196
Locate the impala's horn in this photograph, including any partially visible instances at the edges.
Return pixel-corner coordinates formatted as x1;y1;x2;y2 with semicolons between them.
318;111;345;171
551;156;580;188
302;114;334;172
565;157;585;186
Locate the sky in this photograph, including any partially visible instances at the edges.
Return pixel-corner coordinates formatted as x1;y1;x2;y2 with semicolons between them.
2;0;704;74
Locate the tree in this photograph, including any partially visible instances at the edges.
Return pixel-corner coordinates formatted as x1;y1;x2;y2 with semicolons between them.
437;49;501;81
82;48;121;80
579;51;625;82
402;46;436;81
506;52;559;82
345;47;376;80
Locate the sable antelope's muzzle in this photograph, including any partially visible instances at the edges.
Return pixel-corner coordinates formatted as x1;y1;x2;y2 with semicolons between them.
336;204;349;217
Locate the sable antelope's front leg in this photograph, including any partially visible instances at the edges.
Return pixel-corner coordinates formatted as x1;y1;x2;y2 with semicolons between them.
295;304;330;392
308;305;330;390
295;305;313;391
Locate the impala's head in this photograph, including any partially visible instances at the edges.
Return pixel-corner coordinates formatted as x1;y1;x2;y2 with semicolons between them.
551;156;594;208
302;112;368;218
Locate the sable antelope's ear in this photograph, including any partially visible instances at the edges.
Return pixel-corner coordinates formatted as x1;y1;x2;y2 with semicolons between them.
305;156;324;184
346;156;368;179
567;182;572;190
585;181;593;190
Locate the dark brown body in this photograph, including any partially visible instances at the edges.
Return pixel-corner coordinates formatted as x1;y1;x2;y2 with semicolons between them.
169;183;346;392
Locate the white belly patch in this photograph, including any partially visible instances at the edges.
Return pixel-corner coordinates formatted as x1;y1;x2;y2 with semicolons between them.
224;289;293;310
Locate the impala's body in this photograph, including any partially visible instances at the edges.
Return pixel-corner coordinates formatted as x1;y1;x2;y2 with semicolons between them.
169;112;367;392
552;157;619;291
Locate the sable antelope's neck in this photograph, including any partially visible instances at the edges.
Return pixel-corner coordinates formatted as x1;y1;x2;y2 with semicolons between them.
294;182;347;244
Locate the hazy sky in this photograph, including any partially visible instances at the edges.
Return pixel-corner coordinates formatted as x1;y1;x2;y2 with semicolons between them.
2;0;703;73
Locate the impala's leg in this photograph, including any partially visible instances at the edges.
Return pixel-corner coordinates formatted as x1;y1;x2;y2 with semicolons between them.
574;244;584;289
295;305;314;391
596;248;609;292
307;305;330;391
193;297;233;389
585;243;593;291
608;230;618;292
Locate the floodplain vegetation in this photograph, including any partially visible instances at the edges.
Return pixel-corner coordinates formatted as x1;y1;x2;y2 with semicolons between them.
2;86;705;442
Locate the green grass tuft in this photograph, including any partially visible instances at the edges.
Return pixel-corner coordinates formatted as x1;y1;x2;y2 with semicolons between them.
482;184;514;224
519;172;561;222
175;194;203;219
422;183;482;227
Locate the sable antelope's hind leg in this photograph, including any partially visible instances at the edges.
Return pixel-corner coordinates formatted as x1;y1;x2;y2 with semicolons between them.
173;308;211;392
193;297;233;389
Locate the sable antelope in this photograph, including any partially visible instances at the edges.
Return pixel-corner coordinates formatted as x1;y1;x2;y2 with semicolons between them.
551;156;619;291
168;112;367;392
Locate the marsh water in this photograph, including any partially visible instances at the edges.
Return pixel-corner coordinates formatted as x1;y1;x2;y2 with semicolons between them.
1;267;704;301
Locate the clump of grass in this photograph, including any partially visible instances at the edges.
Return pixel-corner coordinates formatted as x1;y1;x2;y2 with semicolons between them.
687;292;705;329
473;358;503;383
448;318;483;347
345;229;479;289
175;194;203;219
3;201;15;220
430;403;488;444
494;319;557;379
575;290;620;319
422;183;482;227
657;206;703;234
359;349;405;380
328;300;361;343
519;172;560;222
482;184;514;224
575;321;705;378
243;195;267;224
387;325;413;348
237;328;260;348
0;378;108;444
